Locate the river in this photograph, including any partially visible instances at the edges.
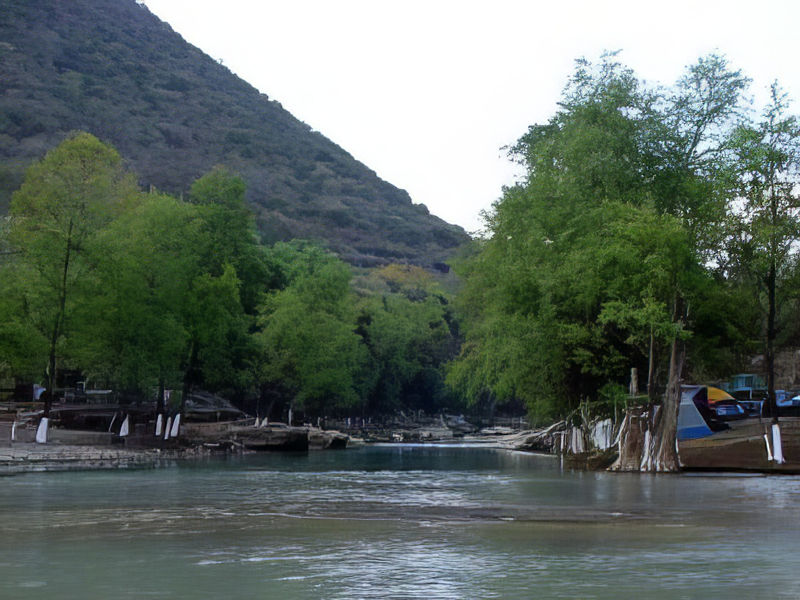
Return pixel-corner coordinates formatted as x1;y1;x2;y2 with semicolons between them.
0;444;798;599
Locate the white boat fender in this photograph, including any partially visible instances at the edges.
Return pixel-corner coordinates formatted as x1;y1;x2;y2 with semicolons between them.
764;433;773;462
11;420;16;442
155;413;163;437
164;416;172;440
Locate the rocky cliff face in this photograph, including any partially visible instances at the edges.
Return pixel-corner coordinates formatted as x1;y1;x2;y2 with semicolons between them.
0;0;468;266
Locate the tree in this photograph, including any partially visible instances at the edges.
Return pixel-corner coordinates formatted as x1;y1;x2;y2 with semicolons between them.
188;166;268;314
256;243;368;419
450;54;658;423
180;264;253;412
70;192;202;404
6;132;139;415
176;167;268;410
729;83;800;428
639;54;749;471
448;54;750;470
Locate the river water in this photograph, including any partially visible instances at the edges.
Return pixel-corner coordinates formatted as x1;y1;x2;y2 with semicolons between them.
1;444;799;599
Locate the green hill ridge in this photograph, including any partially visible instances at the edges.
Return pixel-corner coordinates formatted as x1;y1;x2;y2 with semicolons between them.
0;0;468;266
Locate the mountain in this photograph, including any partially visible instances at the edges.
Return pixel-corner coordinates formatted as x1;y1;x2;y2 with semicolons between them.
0;0;468;266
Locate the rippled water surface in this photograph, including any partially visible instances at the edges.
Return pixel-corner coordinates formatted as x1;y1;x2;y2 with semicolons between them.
1;444;799;599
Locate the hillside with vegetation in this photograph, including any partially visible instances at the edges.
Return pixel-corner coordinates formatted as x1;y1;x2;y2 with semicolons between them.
0;0;467;266
0;134;464;421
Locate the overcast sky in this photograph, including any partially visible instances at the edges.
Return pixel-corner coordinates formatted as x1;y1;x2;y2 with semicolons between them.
142;0;800;233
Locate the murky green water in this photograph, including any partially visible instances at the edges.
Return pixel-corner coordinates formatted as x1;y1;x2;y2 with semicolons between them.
1;444;798;599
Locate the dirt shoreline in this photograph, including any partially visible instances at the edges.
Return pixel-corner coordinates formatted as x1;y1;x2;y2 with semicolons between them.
0;429;547;475
0;443;208;475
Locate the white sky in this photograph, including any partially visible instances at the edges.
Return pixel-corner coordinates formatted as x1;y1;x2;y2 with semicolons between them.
142;0;800;234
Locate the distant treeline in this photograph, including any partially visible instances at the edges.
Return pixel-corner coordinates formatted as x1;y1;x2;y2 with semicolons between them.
0;133;463;420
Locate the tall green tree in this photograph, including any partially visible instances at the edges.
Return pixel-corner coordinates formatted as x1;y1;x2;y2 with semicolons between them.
6;132;139;414
451;55;657;422
729;83;800;424
640;54;749;470
70;193;202;403
449;54;750;470
256;243;368;419
188;166;269;314
178;167;267;409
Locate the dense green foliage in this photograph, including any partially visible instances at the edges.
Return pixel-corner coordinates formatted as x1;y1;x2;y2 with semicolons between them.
0;135;464;419
4;132;140;410
725;84;800;417
253;251;462;419
4;34;800;432
0;0;467;266
256;243;369;416
448;54;800;424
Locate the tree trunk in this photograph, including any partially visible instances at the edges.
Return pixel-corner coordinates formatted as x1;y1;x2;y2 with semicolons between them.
45;343;56;417
647;327;657;403
265;400;275;422
644;295;685;472
181;340;197;417
630;367;639;397
157;376;165;414
610;407;647;471
650;331;684;471
765;259;779;424
45;218;74;418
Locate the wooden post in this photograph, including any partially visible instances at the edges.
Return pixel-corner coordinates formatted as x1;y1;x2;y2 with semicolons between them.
630;368;639;397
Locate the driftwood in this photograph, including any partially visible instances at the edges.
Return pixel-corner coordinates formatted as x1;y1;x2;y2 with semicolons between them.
505;420;566;451
505;418;616;453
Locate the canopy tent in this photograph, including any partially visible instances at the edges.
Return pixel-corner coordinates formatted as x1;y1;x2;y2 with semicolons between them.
706;387;735;404
677;386;714;441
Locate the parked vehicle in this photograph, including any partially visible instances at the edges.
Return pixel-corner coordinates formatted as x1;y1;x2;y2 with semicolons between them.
705;386;747;421
738;399;763;417
712;400;746;420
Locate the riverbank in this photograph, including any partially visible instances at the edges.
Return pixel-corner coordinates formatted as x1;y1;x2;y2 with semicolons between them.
0;425;541;475
6;415;800;477
0;443;205;475
0;420;366;474
0;413;585;475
